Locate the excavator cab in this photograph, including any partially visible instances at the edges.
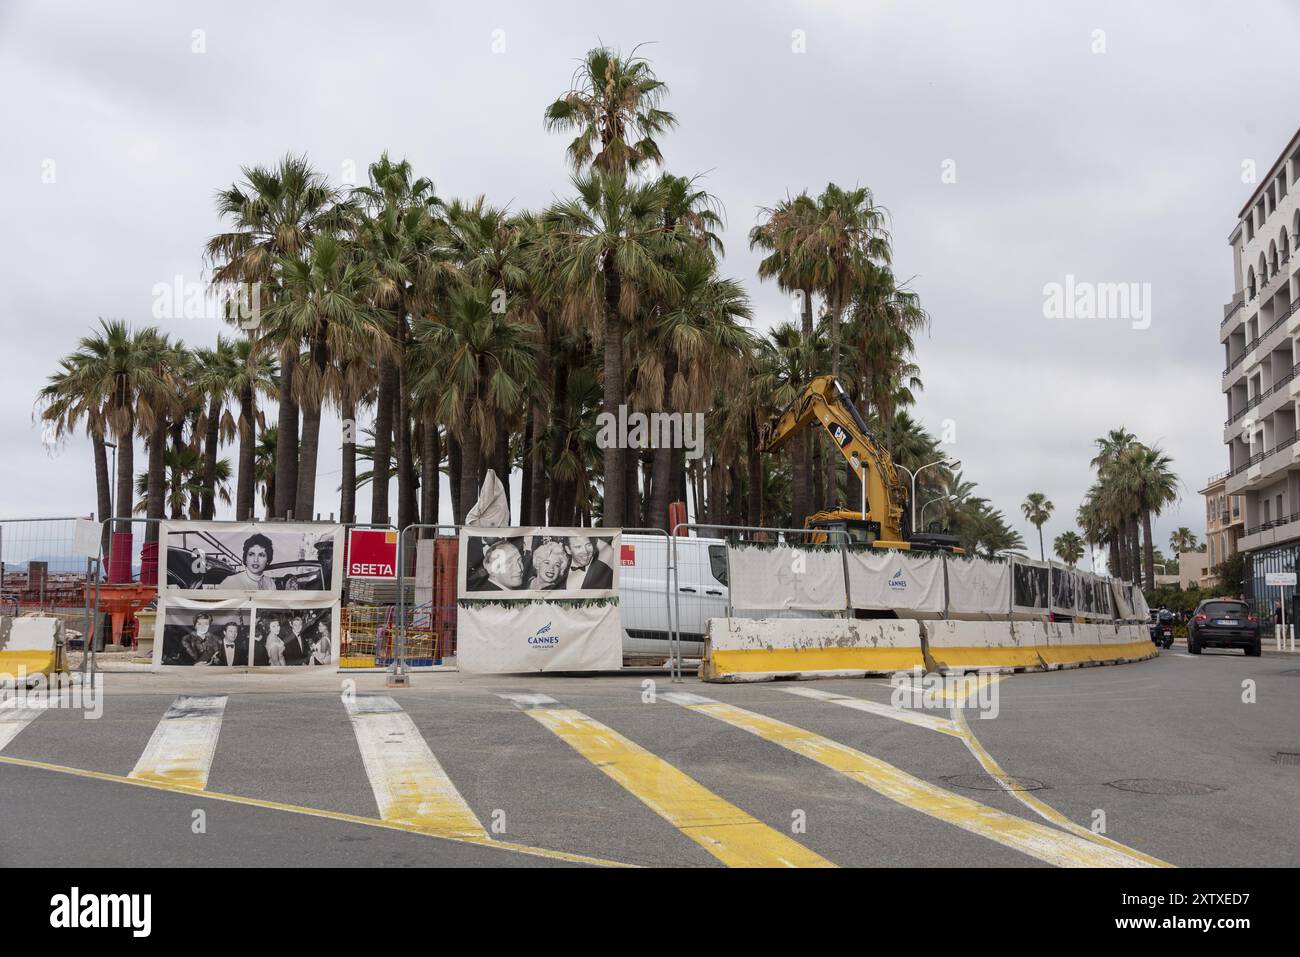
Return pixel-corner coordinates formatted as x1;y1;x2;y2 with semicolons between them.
805;511;881;546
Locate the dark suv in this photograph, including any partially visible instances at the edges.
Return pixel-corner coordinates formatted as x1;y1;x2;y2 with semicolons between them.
1188;599;1261;656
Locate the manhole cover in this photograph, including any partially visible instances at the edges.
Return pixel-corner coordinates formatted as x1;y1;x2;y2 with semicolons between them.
1107;778;1221;796
1275;752;1300;766
942;773;1047;792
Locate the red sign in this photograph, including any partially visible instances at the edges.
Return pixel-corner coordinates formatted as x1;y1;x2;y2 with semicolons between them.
347;529;398;579
621;544;636;567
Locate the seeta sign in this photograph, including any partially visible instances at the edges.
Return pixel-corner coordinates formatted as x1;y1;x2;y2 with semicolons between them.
347;528;398;579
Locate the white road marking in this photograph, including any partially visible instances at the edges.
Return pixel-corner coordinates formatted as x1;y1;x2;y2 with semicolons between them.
0;701;43;751
345;695;486;839
129;695;227;789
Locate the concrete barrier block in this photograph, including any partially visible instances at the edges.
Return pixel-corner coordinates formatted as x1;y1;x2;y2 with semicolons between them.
923;620;1044;672
0;616;63;682
701;617;924;682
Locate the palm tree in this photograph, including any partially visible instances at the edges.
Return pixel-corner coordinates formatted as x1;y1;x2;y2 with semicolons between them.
1126;443;1179;590
261;235;387;521
206;153;354;519
53;321;173;548
228;337;276;520
411;286;539;521
547;170;678;525
1021;492;1054;561
1170;526;1199;554
1053;530;1085;566
37;356;112;540
750;192;820;523
353;152;444;528
544;44;677;174
190;337;239;519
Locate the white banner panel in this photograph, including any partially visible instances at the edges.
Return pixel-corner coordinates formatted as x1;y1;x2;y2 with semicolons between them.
458;527;619;600
946;556;1011;619
160;521;342;599
845;549;944;615
456;601;622;673
727;544;847;611
1130;584;1150;620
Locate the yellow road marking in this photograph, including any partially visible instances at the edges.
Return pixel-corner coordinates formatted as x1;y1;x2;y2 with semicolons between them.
0;753;629;867
948;706;1172;867
663;692;1154;868
345;695;486;840
0;702;43;751
129;695;226;789
499;693;833;868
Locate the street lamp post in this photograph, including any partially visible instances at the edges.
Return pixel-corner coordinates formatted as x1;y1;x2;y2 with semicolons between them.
918;493;957;531
894;458;961;532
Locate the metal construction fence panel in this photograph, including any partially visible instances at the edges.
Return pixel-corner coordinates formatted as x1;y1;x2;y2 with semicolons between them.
0;516;97;657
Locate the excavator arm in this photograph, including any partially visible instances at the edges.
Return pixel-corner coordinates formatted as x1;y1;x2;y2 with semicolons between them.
758;375;907;542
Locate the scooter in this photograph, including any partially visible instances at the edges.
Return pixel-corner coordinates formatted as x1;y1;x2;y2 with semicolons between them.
1149;613;1175;649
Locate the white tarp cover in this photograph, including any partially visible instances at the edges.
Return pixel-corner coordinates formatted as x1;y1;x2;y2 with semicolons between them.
1110;579;1135;620
845;549;944;615
727;544;847;612
456;600;622;673
946;556;1011;619
465;469;510;527
1130;585;1151;620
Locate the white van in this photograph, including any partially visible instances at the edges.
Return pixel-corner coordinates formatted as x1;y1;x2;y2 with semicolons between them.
619;533;729;658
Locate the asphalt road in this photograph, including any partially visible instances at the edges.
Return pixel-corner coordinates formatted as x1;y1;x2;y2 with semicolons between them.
2;648;1297;867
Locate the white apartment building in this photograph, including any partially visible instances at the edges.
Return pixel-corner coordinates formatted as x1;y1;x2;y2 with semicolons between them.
1222;126;1300;607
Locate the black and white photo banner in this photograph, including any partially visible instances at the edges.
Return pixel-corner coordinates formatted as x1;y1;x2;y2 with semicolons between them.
160;521;342;599
457;527;620;600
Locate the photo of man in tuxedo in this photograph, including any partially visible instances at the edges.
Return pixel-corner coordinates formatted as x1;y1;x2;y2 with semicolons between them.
209;620;248;666
565;535;613;590
281;612;313;665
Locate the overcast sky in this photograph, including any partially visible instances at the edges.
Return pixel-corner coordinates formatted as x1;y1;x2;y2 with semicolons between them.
3;0;1298;559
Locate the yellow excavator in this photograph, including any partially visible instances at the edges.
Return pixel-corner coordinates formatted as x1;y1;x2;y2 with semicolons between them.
759;375;961;551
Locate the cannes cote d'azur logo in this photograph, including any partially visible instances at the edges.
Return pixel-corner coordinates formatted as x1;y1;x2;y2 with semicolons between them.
528;622;560;649
888;568;908;591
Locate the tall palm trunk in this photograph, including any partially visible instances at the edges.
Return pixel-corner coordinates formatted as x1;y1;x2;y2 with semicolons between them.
600;260;624;526
236;385;256;521
624;447;640;527
790;431;809;529
371;356;396;524
275;346;299;518
420;421;440;535
295;336;329;521
459;430;481;522
1141;509;1155;591
448;436;463;526
340;394;357;526
169;419;186;520
202;397;220;519
647;347;676;531
92;429;112;556
394;310;417;532
145;420;167;542
747;414;764;526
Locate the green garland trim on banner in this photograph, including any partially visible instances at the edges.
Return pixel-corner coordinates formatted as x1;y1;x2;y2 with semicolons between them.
727;540;844;554
457;597;619;610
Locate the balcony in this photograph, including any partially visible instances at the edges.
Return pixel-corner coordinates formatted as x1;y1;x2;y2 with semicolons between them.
1241;510;1300;552
1222;297;1300;377
1222;292;1245;328
1227;428;1300;492
1225;360;1300;427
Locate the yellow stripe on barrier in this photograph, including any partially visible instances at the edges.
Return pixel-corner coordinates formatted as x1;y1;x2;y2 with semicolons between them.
501;694;833;868
0;651;60;680
925;646;1045;669
708;646;925;678
665;693;1157;868
1038;641;1157;665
